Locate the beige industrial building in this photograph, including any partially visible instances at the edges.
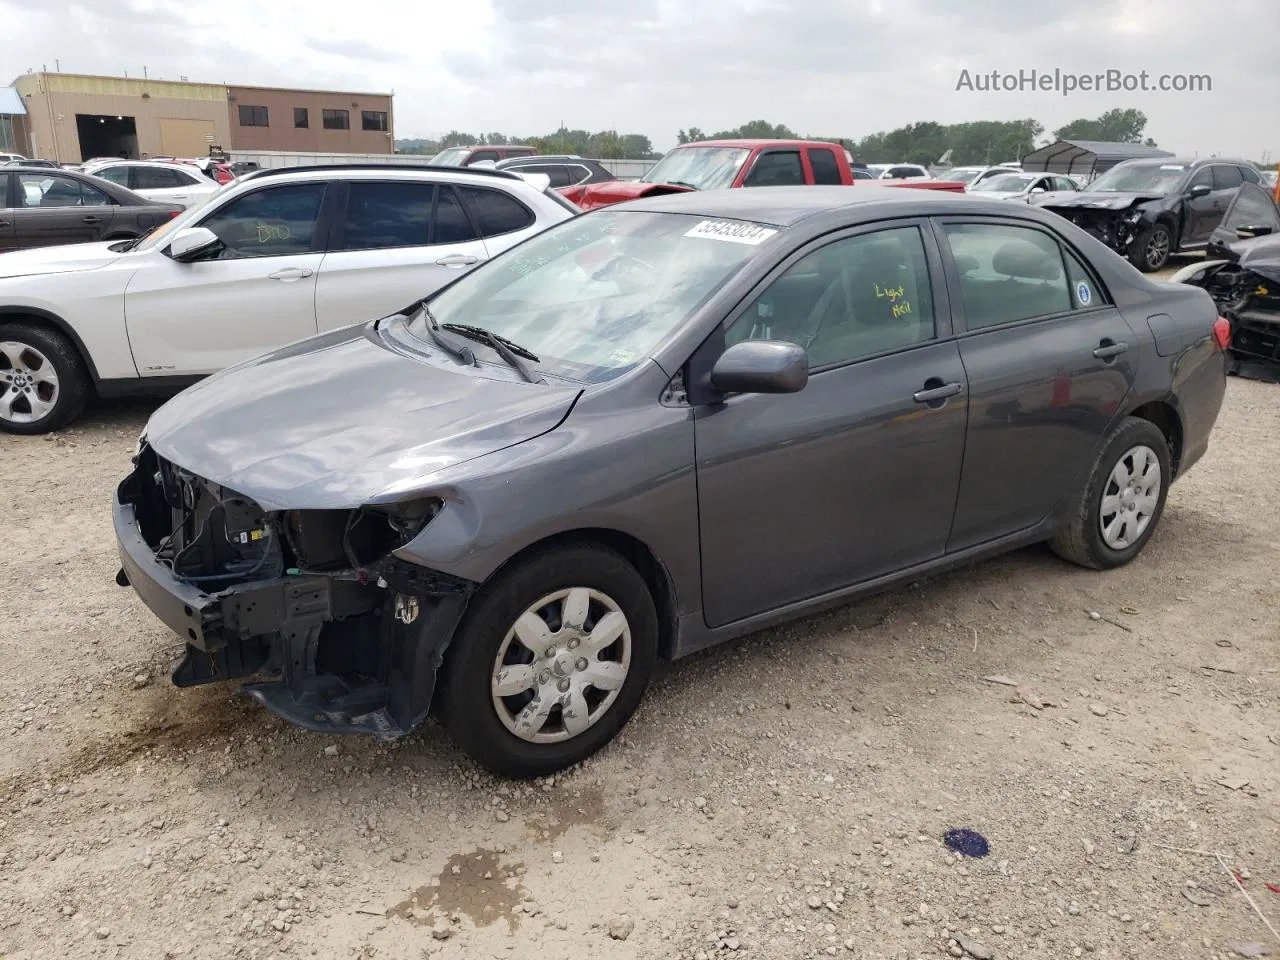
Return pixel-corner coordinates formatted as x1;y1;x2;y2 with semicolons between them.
7;72;394;162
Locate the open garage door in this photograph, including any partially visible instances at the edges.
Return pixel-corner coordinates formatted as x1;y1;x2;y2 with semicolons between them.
76;114;138;160
159;118;216;158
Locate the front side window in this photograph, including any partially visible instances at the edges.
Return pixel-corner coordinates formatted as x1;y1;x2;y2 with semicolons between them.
642;146;751;191
468;150;499;164
943;223;1073;329
294;107;309;129
340;181;434;250
238;105;268;127
322;109;349;130
518;165;572;188
1187;167;1214;191
410;211;771;382
1212;165;1243;191
725;226;935;367
743;151;805;187
808;148;842;185
361;111;388;132
197;183;325;259
1222;184;1280;234
1239;166;1261;184
18;173;85;207
457;186;534;238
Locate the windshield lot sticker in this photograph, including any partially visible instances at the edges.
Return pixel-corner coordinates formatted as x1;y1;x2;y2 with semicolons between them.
685;220;777;245
1076;281;1092;305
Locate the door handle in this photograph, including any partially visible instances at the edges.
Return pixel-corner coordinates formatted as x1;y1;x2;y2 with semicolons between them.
0;219;9;227
435;254;480;268
267;267;314;281
1093;340;1128;360
913;380;963;404
81;216;103;224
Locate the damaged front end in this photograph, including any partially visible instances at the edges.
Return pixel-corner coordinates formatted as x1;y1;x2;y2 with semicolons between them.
114;442;474;739
1043;200;1150;256
1192;263;1280;372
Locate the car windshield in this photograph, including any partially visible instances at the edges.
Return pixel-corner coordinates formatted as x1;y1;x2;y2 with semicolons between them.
407;210;775;382
948;169;985;184
972;174;1036;192
430;148;471;167
641;147;751;190
133;188;226;251
1088;163;1187;193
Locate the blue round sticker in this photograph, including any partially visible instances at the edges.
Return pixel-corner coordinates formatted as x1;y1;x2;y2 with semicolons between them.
1076;281;1092;305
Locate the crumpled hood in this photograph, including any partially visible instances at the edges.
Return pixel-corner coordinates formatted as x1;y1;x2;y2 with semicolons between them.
0;241;124;279
574;179;695;211
144;323;582;511
1041;191;1163;212
1239;234;1280;284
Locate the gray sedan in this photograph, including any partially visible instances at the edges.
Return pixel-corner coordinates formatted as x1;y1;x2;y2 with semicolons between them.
969;172;1081;202
114;187;1228;777
1;166;181;251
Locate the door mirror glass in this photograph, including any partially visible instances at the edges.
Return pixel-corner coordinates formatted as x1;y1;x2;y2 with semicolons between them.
710;340;809;396
1187;183;1212;199
1029;186;1046;193
1237;224;1275;239
168;226;224;262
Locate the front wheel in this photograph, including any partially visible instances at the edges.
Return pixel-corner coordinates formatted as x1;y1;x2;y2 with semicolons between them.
1130;224;1172;272
0;323;89;434
1049;417;1171;569
438;544;658;778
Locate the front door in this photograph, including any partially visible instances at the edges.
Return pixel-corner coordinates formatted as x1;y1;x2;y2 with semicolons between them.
1182;166;1221;246
0;174;16;250
694;222;968;627
124;181;329;376
11;172;113;247
314;181;489;331
937;219;1138;551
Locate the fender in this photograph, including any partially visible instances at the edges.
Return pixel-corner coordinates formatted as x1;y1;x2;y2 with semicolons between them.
0;304;103;382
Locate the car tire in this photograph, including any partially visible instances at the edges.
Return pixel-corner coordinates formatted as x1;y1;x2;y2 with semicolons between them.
0;323;89;435
1049;417;1171;570
1129;223;1172;272
438;543;659;779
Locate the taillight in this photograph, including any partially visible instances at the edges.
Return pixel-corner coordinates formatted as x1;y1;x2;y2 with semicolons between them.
168;210;181;219
1212;316;1231;351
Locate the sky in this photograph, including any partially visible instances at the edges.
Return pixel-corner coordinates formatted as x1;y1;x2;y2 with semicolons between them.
1;0;1277;160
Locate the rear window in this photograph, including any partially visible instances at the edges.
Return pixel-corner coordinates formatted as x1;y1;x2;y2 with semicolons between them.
457;185;535;238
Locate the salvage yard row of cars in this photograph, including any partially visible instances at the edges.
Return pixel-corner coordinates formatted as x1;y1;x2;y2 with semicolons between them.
2;134;1276;778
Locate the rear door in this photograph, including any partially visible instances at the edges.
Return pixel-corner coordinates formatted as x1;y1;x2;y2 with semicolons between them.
314;180;490;332
124;181;329;375
937;218;1137;551
11;172;111;247
0;173;17;250
132;165;210;208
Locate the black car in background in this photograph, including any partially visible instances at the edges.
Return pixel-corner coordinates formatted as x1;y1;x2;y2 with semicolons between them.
493;154;617;189
1172;182;1280;375
0;165;182;251
1040;157;1263;272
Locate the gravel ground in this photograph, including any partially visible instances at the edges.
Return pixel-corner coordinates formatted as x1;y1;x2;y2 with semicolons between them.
2;277;1278;959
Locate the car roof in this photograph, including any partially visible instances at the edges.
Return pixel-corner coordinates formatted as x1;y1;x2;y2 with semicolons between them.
679;139;841;150
1119;156;1255;168
239;163;528;185
621;184;1007;226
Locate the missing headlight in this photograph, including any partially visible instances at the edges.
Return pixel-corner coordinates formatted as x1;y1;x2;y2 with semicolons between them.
283;499;443;573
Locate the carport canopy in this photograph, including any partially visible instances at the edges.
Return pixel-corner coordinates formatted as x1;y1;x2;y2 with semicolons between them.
1021;140;1174;177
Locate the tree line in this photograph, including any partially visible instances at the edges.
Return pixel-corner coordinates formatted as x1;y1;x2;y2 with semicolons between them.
394;109;1165;165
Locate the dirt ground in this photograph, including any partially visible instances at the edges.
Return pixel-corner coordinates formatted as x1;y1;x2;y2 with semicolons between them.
2;271;1278;959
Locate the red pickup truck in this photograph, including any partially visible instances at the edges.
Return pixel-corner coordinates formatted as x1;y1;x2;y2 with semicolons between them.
564;139;965;210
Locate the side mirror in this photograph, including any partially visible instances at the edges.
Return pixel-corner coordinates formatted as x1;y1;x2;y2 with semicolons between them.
167;226;223;262
1187;183;1212;199
710;340;808;396
1237;224;1275;239
1029;186;1046;193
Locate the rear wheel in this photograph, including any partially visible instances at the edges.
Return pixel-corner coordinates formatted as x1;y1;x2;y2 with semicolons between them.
1049;417;1171;569
0;323;89;434
438;544;658;778
1130;223;1172;272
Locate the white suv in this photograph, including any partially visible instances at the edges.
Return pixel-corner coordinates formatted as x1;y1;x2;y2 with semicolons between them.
84;159;222;208
0;164;577;433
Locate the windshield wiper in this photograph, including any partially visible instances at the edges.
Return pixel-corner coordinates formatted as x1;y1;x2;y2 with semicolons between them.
420;306;476;366
440;323;543;384
662;180;700;190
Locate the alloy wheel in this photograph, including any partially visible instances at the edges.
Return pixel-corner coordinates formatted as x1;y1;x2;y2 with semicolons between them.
1098;444;1162;550
1145;229;1170;270
0;341;60;425
490;587;632;744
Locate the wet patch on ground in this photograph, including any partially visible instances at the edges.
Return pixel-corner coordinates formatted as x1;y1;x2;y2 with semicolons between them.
523;783;607;843
388;848;527;932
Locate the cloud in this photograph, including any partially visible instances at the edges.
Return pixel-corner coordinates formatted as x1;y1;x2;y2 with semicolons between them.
0;0;1275;157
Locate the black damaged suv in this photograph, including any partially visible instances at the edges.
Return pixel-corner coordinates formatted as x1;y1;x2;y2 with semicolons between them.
1040;157;1263;272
